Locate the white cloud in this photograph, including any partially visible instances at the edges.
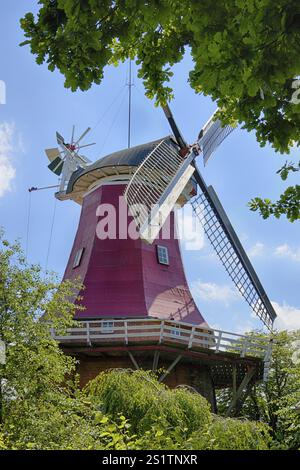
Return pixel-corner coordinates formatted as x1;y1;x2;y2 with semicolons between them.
274;243;300;262
234;320;257;335
0;122;16;197
248;241;265;258
191;280;238;305
272;301;300;331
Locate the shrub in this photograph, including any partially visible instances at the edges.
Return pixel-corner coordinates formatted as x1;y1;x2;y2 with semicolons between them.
85;369;271;450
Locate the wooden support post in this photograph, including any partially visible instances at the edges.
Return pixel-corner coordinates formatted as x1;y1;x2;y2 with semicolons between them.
188;326;195;349
232;364;237;403
125;321;128;345
226;366;256;417
159;321;165;344
152;350;160;372
234;380;254;416
263;339;273;382
241;337;249;358
128;351;139;370
86;322;91;347
158;355;182;383
215;330;222;353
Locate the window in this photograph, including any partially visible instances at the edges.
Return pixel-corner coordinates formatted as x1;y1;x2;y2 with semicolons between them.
170;325;181;337
73;248;84;269
101;321;114;333
156;245;169;265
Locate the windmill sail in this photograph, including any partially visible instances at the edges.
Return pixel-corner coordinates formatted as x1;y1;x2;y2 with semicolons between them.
45;148;60;162
45;127;94;192
198;112;234;165
162;105;187;150
124;137;195;243
48;156;64;175
192;167;276;330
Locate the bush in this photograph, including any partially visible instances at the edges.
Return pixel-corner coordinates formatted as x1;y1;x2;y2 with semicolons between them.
85;369;271;450
189;416;271;450
85;369;212;435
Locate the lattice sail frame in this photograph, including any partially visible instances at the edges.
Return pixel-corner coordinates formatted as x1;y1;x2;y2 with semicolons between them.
198;113;234;165
192;168;276;330
124;138;195;243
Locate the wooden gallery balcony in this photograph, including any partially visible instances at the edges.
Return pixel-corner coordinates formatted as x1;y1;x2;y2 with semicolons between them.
51;318;272;393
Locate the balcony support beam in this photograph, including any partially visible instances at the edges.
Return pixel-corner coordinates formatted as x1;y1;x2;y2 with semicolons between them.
128;351;139;370
158;354;182;383
152;350;160;372
226;366;256;417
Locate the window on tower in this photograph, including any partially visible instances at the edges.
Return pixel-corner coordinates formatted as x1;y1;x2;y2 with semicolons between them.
73;247;84;269
101;321;114;333
156;245;169;265
170;324;181;337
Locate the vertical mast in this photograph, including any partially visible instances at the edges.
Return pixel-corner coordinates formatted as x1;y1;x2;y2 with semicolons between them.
127;59;133;148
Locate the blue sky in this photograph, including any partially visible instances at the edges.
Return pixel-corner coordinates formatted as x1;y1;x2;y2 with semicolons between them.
0;1;299;333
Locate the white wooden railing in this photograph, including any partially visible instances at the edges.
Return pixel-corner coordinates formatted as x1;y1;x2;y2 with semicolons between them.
51;318;272;362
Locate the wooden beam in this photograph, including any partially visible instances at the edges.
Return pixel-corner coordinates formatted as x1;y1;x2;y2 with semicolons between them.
61;344;260;367
128;351;139;370
226;366;256;417
158;355;182;383
232;364;237;403
152;350;160;372
234;380;254;417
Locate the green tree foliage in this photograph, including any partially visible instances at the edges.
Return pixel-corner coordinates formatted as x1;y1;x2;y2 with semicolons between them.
20;0;300;221
217;330;300;449
85;369;270;450
0;235;134;450
249;160;300;221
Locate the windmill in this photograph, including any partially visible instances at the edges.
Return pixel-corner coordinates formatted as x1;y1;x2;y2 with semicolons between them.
43;104;276;415
124;105;276;331
45;126;94;193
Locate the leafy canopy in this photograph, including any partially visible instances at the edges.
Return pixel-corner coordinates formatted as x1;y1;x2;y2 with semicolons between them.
20;0;300;221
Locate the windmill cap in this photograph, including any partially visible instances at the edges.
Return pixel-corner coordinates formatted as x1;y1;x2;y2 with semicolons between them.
67;136;176;196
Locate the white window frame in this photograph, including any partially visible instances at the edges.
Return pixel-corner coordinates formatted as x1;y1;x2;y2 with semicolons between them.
156;245;169;265
170;325;181;337
73;247;84;269
101;321;114;333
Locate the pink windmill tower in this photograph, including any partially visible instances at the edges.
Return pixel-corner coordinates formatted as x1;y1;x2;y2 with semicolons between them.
46;106;275;415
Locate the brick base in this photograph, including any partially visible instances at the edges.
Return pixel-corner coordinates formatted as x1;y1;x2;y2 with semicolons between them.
74;353;217;412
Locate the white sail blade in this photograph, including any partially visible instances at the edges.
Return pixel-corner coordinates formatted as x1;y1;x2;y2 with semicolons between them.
71;124;75;144
74;127;91;146
45;148;60;162
124;137;195;244
56;131;65;147
198;112;234;165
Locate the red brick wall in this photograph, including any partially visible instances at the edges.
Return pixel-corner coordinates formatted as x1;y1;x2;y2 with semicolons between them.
75;354;216;411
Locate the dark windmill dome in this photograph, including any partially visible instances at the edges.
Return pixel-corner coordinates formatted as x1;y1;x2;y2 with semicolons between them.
95;136;176;168
66;136;180;202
